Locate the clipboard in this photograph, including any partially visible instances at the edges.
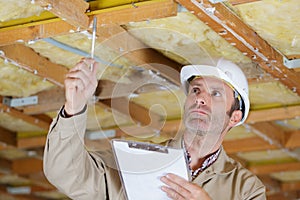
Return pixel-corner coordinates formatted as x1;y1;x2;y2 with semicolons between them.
111;139;190;200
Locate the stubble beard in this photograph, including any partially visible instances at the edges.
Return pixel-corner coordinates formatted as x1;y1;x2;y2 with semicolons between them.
183;109;230;138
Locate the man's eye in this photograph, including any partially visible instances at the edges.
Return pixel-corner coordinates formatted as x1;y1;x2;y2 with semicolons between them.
211;91;221;97
192;88;199;94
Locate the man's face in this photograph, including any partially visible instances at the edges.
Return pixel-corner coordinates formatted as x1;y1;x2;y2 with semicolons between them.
183;76;235;136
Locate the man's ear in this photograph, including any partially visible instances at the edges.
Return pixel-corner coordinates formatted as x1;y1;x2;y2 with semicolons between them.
229;110;243;127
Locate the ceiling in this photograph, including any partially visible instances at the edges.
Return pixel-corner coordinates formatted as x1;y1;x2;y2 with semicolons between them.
0;0;299;199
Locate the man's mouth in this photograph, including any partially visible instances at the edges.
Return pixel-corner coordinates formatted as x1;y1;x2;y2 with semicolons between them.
190;109;209;116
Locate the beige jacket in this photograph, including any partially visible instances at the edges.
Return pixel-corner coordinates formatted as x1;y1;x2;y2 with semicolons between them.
43;109;266;200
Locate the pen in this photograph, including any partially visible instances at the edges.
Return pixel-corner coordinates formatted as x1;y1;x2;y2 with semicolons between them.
90;16;97;71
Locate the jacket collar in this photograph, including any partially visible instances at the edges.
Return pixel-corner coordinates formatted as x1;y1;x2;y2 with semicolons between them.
168;136;237;176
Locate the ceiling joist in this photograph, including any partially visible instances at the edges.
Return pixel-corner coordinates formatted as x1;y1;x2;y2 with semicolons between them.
0;101;50;130
99;25;182;85
0;44;68;87
34;0;89;29
0;0;177;46
101;97;165;130
175;0;300;96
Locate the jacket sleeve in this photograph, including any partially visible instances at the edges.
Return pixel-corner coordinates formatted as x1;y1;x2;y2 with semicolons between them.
43;109;108;200
241;170;266;200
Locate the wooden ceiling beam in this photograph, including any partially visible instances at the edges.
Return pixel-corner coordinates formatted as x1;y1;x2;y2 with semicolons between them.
101;97;165;130
0;158;42;175
285;130;300;149
175;0;300;96
21;88;65;115
17;136;47;149
249;162;300;175
267;192;300;200
0;127;16;147
93;0;177;26
0;191;44;200
223;136;277;154
0;102;50;130
34;0;89;29
0;0;177;46
246;105;300;123
0;126;47;149
97;24;182;85
12;158;43;175
0;44;68;87
227;0;261;6
251;122;286;147
281;181;300;192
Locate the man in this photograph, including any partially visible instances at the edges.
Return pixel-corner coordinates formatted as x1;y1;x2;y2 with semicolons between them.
43;58;266;200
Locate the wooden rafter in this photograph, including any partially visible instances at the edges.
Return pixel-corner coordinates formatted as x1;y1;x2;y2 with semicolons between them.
175;0;300;96
0;44;68;87
0;102;50;130
98;24;182;85
0;0;177;46
281;181;300;192
21;88;65;115
246;105;300;123
0;157;42;175
223;137;277;154
251;122;285;147
285;130;300;148
0;127;16;147
35;0;89;29
101;97;165;130
249;162;300;175
227;0;261;6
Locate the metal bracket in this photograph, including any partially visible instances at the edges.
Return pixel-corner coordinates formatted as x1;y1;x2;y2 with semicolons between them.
2;96;38;107
209;0;225;3
283;57;300;69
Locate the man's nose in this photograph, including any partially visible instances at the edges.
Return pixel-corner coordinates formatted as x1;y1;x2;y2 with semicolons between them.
195;94;207;105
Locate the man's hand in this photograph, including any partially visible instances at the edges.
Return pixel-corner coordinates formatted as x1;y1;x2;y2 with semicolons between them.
64;58;99;115
161;173;212;200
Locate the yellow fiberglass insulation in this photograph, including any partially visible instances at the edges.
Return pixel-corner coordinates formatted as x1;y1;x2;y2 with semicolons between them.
0;58;53;97
0;0;43;22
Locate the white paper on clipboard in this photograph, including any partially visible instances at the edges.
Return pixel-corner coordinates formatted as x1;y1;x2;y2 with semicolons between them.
111;139;190;200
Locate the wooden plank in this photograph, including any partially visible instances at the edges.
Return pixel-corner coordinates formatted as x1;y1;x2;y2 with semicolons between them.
0;0;177;46
251;122;285;147
35;0;89;28
246;105;300;123
97;24;182;85
285;130;300;148
281;181;300;192
0;20;74;46
223;136;277;154
0;102;50;130
249;162;300;175
12;158;43;175
267;192;299;200
0;127;16;146
0;44;68;87
17;136;46;149
115;119;182;138
0;191;44;200
228;0;261;6
96;80;144;100
92;0;177;26
175;0;300;96
101;97;165;130
21;88;65;115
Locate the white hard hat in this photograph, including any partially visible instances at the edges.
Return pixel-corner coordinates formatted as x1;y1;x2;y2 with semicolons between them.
180;59;249;126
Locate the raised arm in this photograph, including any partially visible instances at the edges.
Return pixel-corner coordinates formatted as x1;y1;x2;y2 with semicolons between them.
43;59;108;199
